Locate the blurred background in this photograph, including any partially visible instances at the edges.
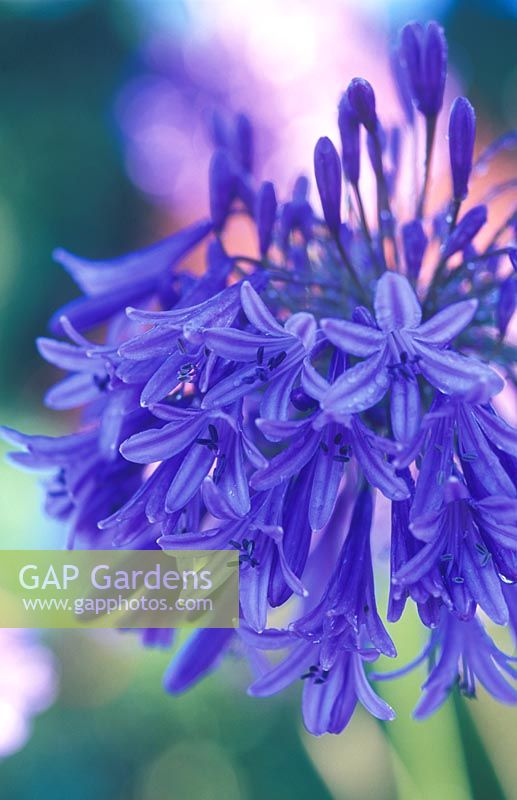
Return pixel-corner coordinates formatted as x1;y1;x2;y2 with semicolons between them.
0;0;516;797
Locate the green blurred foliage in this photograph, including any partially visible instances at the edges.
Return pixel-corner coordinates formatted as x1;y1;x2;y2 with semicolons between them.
0;0;151;411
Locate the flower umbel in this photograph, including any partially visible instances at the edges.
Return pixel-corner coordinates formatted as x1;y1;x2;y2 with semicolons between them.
3;19;517;736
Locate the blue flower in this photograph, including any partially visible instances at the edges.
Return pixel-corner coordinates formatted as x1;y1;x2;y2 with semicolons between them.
3;17;517;735
399;21;447;118
372;611;517;718
201;281;317;417
248;632;395;736
320;271;502;440
393;476;515;625
120;402;266;517
50;220;212;332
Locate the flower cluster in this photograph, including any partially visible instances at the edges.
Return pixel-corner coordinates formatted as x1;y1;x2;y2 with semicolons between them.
4;20;517;734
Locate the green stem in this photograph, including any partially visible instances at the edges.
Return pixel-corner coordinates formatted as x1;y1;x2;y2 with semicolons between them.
417;115;437;219
334;235;372;307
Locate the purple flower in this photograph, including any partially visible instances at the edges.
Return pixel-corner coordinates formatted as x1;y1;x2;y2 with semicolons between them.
314;137;342;235
402;220;427;279
120;403;266;517
388;471;445;629
164;629;234;693
320;272;502;440
159;485;309;633
251;356;408;524
291;488;396;658
256;181;277;257
442;205;487;258
209;149;237;231
449;97;476;202
393;476;514;624
390;48;414;125
374;612;517;718
248;634;395;736
338;93;360;185
346;78;377;133
4;18;517;736
497;275;516;338
1;424;151;549
50;220;212;332
201;281;317;417
279;176;314;250
399;21;447;118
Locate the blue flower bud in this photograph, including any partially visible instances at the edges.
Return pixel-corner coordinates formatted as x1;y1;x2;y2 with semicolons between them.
209;149;236;232
290;387;319;411
366;123;386;177
390;48;414;125
400;21;447;118
207;239;233;280
497;276;516;338
339;222;353;252
449;97;476;201
256;181;277;257
443;205;487;258
234;113;253;174
293;175;309;202
280;179;313;250
210;109;230;149
338;93;360;184
346;78;377;133
314;137;342;234
402;220;428;279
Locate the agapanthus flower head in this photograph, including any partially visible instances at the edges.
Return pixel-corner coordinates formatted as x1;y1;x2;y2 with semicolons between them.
3;18;517;736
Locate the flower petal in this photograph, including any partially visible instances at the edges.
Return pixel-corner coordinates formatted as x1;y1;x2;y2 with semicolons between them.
310;434;345;530
285;312;317;349
351;419;410;501
390;377;421;442
353;656;396;720
474;406;517;456
251;430;321;490
414;299;478;346
260;364;300;420
203;328;290;361
241;280;285;334
256;417;310;443
413;340;504;400
165;444;215;512
53;220;212;297
164;628;232;693
45;374;99;410
120;414;206;464
320;318;385;356
374;272;422;332
301;359;331;402
302;662;345;736
322;350;390;417
248;640;314;697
